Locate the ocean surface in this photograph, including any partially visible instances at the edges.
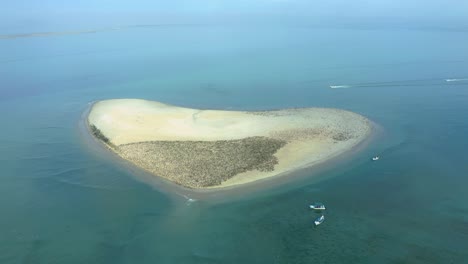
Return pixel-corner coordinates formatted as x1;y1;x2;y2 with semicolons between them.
1;24;468;263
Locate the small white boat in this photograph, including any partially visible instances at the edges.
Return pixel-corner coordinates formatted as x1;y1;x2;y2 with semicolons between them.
314;215;325;226
309;203;326;210
372;156;380;161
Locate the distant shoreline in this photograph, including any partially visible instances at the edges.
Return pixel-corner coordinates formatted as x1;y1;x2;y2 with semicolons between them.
0;29;107;39
83;99;374;191
0;24;205;40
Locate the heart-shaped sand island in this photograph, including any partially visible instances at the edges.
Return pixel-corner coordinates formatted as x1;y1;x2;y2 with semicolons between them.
87;99;372;189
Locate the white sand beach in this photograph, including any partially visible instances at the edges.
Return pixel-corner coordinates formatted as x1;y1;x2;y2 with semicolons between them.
88;99;372;189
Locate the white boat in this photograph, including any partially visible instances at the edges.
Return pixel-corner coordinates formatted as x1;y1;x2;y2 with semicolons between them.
372;156;380;161
314;215;325;226
309;203;326;210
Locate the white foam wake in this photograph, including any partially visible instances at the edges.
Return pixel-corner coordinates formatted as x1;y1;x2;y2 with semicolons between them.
181;194;197;204
445;78;468;82
329;85;351;89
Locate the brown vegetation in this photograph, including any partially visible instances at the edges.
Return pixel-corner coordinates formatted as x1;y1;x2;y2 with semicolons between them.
117;136;287;188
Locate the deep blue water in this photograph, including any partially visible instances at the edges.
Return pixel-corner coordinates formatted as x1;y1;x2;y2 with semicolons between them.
1;25;468;263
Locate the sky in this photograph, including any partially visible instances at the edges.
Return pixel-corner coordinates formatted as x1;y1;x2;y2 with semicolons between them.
2;0;468;32
3;0;467;15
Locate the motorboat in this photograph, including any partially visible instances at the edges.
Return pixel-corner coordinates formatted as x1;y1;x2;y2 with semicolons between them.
309;202;326;210
314;215;325;226
372;156;380;161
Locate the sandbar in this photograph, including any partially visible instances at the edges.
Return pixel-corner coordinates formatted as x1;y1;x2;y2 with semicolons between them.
87;99;372;189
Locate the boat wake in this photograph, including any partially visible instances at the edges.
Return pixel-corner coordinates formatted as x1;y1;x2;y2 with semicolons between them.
445;78;468;82
179;194;198;205
329;77;468;90
329;85;351;89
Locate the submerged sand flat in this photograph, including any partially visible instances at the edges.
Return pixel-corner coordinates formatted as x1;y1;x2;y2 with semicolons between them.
88;99;372;189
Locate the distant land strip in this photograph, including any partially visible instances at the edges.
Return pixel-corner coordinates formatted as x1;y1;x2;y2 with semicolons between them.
0;29;110;39
0;24;205;40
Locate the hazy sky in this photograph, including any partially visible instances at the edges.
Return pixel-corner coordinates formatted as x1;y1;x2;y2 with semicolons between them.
4;0;467;15
2;0;468;30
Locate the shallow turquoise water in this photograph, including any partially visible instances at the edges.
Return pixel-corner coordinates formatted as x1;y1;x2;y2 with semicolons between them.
1;25;468;263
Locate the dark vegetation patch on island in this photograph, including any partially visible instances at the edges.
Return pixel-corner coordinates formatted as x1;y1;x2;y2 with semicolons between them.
90;124;116;148
90;124;109;143
117;136;287;188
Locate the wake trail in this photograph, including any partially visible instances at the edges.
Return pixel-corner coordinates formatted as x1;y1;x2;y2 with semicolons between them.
329;77;468;89
446;78;468;82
